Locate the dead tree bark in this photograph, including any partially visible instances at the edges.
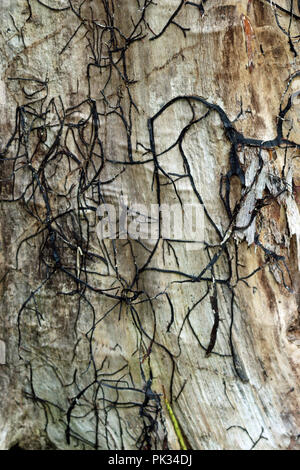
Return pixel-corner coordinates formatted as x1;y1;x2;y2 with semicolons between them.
0;0;299;450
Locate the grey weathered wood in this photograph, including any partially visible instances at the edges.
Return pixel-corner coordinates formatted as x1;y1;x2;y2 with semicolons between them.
0;0;299;450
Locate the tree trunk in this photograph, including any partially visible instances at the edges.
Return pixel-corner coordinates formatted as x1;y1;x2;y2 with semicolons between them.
0;0;299;450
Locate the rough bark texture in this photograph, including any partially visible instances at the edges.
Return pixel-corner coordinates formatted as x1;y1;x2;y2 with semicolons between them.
0;0;299;450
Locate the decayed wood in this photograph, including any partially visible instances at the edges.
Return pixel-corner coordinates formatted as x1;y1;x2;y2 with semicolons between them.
0;0;299;450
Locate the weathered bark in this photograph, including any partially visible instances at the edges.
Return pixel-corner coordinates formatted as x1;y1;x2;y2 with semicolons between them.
0;0;299;450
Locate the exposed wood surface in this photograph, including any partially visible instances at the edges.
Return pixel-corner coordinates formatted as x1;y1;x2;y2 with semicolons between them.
0;0;299;450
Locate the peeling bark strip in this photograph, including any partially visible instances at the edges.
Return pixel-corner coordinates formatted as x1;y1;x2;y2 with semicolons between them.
0;0;299;451
241;14;255;72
